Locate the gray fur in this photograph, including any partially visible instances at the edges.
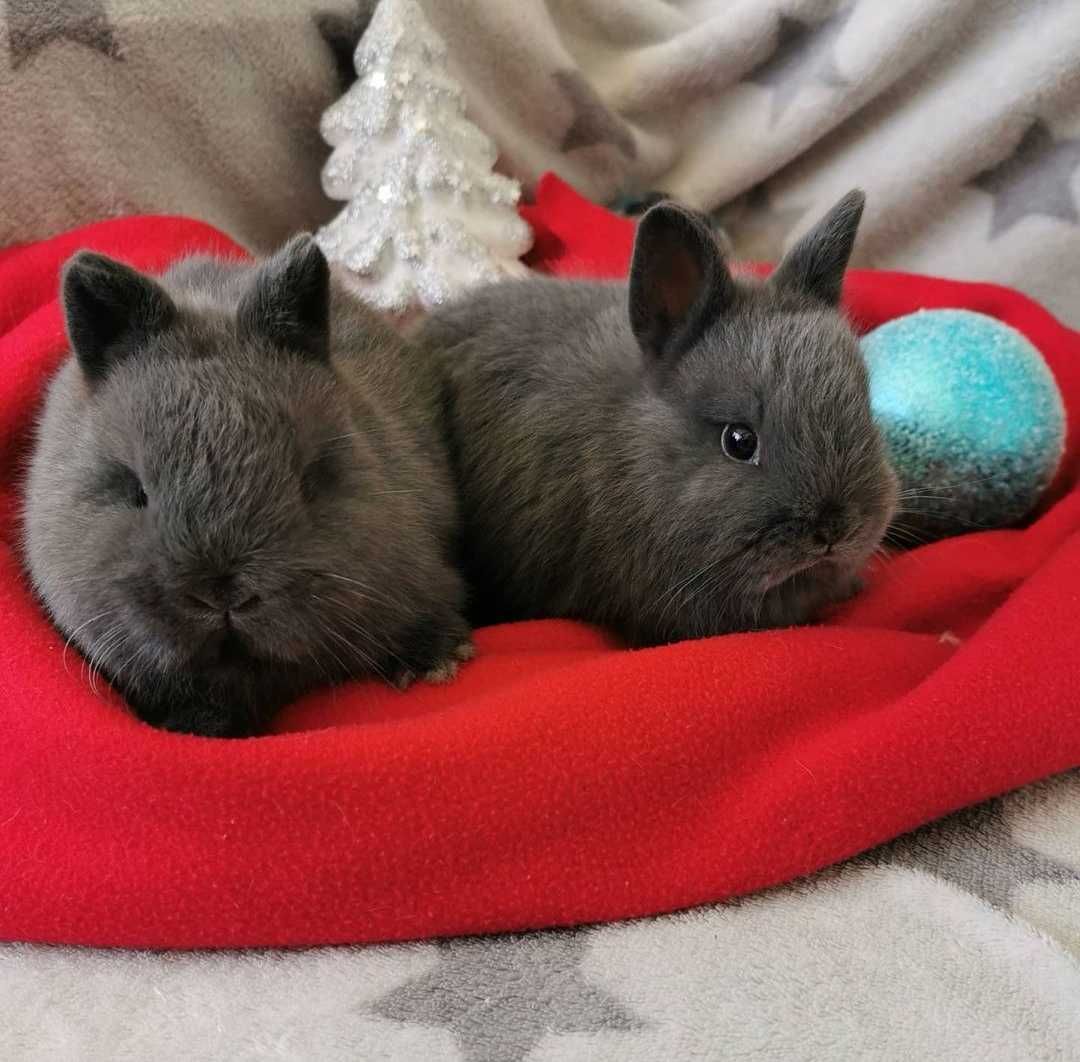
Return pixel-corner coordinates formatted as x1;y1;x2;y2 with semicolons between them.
23;235;469;737
415;191;897;647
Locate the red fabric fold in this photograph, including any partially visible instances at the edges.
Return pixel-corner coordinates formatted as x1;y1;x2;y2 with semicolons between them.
1;187;1078;949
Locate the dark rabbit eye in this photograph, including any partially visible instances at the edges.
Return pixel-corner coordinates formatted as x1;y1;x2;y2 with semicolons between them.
98;462;148;508
720;423;759;464
301;449;343;502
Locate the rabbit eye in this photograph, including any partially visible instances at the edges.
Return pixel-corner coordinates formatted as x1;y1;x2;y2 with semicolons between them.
99;462;148;508
301;449;342;503
720;423;759;465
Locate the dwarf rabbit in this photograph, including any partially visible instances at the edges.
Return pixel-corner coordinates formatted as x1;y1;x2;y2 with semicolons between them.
416;191;897;647
24;235;470;736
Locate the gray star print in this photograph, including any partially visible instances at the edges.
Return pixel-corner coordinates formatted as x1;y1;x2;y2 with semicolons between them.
7;0;122;70
371;931;644;1062
868;798;1080;910
746;4;857;123
555;70;637;160
972;119;1080;238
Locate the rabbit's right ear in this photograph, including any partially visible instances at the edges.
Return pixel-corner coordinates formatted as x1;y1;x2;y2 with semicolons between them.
237;233;331;363
62;253;176;384
628;202;735;363
769;189;865;306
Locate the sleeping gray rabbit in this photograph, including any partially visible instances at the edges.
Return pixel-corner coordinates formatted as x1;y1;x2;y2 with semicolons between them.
415;190;898;647
23;235;471;737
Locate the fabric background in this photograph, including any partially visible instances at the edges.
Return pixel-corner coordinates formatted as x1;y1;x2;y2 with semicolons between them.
1;0;1077;324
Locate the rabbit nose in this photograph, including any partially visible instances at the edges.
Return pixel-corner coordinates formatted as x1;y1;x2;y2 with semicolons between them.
184;575;260;615
813;500;847;549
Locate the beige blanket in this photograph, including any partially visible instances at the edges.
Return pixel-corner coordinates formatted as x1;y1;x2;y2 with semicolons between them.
2;1;1077;323
2;0;1080;324
427;0;1080;326
0;0;364;253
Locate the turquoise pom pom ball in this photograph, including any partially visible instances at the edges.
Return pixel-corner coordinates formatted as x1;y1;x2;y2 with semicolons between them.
860;309;1066;540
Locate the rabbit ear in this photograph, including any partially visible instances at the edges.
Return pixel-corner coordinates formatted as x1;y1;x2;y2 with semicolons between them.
62;252;176;383
237;233;330;362
770;189;865;306
628;201;735;362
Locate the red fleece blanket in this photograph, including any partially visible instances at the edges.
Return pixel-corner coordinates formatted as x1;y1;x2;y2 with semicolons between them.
2;176;1079;950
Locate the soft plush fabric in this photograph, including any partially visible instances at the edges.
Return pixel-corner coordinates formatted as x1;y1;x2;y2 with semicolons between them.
0;0;373;255
427;0;1080;333
1;191;1079;949
4;776;1080;1060
3;1;1079;331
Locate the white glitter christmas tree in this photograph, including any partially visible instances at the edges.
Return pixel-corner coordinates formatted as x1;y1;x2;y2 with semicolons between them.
315;0;533;315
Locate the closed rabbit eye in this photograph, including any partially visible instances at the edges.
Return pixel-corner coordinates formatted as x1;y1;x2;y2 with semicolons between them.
720;423;760;465
98;462;148;508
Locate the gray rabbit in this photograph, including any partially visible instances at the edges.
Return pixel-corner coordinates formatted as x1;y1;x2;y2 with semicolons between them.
23;235;471;737
415;191;898;647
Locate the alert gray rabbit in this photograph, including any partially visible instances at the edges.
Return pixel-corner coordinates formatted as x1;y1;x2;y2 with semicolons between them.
416;191;897;647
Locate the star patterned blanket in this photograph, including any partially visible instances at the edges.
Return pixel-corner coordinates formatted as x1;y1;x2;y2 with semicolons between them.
3;1;1080;1059
408;0;1080;331
2;0;1078;328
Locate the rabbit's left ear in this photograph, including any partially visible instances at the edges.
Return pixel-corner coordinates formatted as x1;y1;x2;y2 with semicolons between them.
628;201;736;363
62;252;177;384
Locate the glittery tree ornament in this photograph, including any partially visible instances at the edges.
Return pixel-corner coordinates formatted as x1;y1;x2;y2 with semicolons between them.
315;0;533;315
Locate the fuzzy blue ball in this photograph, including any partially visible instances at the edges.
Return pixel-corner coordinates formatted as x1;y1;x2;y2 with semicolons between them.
860;309;1065;540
